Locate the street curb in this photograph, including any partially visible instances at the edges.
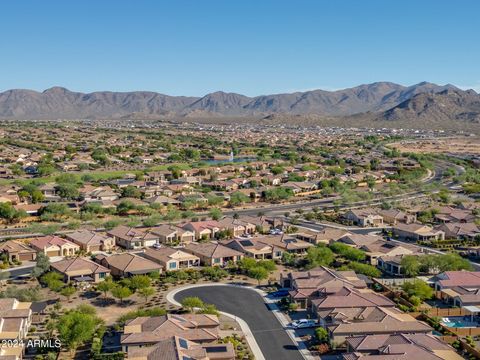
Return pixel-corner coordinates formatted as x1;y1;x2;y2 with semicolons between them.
166;283;315;360
167;283;265;360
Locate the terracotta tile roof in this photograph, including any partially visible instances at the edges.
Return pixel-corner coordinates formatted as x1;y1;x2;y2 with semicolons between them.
184;242;243;259
343;333;463;360
29;235;77;249
144;248;199;265
313;289;395;309
0;240;34;253
122;314;220;346
101;253;162;273
436;271;480;288
51;257;110;275
107;225;158;242
66;230;112;246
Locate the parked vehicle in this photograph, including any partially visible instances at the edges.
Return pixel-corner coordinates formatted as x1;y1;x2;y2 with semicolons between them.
269;229;284;235
289;319;318;329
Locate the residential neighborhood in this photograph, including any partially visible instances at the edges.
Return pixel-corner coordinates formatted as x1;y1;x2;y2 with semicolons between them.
1;121;480;360
2;0;480;358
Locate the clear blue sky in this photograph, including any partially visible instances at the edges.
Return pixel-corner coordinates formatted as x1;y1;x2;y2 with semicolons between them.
1;0;479;96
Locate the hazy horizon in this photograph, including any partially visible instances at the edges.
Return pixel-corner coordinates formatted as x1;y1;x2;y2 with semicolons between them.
0;0;479;96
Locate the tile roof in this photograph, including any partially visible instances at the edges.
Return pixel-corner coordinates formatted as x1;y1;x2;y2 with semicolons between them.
102;253;162;273
51;257;110;275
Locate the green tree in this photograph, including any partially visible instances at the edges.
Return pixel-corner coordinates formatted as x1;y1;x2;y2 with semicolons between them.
435;252;473;272
238;257;257;272
264;187;294;202
248;266;269;285
229;192;250;206
305;246;334;268
181;296;204;312
329;242;366;262
127;275;151;291
111;286;132;304
31;252;50;278
57;308;100;356
31;190;45;203
121;186;142;199
60;286;76;301
402;280;434;301
37;164;55;176
315;327;329;344
343;262;381;277
96;278;114;299
401;255;421;277
0;202;26;224
201;267;228;281
282;252;295;266
55;183;80;200
271;166;284;175
207;195;224;207
116;200;136;215
209;207;222;221
40;203;72;221
41;272;64;292
148;271;161;281
257;259;276;272
138;286;155;303
0;285;42;301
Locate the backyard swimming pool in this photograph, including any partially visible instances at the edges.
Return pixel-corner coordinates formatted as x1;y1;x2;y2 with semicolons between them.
442;316;480;328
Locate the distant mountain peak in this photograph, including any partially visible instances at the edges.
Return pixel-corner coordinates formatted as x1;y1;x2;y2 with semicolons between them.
43;86;71;94
0;82;474;121
380;88;480;123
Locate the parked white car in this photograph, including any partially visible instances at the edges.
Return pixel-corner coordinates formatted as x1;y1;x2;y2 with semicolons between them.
269;229;284;235
289;319;318;329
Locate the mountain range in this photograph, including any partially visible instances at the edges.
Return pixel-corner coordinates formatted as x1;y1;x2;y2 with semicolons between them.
0;82;479;126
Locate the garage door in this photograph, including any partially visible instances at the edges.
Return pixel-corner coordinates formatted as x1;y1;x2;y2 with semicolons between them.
19;253;35;261
47;250;60;257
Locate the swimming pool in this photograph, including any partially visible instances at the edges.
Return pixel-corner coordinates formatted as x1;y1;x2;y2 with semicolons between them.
442;316;480;328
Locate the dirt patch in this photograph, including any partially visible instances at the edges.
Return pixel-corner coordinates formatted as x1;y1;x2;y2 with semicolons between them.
390;137;480;155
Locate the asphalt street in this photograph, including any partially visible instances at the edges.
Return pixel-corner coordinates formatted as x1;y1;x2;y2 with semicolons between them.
174;286;304;360
2;265;34;278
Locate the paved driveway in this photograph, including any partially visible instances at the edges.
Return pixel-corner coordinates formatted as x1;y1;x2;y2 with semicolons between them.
174;285;304;360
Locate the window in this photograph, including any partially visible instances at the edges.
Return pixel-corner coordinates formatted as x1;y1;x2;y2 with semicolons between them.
213;258;221;264
99;272;106;279
169;262;177;269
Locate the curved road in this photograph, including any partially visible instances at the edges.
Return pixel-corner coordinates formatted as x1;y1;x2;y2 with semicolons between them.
174;286;304;360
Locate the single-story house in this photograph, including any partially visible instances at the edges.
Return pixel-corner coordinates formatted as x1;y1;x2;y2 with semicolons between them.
181;221;221;240
96;253;162;277
65;230;115;253
222;238;278;259
393;223;445;241
29;235;80;257
149;225;195;245
436;222;480;241
0;240;37;262
121;314;220;351
184;242;243;267
108;225;159;249
143;248;200;271
344;209;383;227
51;257;111;283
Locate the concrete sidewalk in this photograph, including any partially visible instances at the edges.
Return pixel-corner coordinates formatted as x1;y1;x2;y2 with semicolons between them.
263;294;316;360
